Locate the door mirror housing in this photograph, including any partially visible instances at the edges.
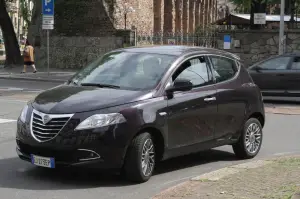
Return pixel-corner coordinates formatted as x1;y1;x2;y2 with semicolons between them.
165;79;193;94
253;65;262;72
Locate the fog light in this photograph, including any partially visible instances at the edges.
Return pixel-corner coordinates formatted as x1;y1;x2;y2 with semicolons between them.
77;149;101;161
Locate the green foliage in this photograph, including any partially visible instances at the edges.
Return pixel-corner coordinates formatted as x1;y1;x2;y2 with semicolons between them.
20;0;33;27
5;0;33;27
230;0;281;13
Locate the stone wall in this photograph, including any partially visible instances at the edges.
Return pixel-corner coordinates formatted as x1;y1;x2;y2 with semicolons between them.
216;30;300;66
27;0;220;69
34;36;124;69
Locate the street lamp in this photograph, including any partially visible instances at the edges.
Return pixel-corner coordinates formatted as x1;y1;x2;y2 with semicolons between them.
124;3;135;30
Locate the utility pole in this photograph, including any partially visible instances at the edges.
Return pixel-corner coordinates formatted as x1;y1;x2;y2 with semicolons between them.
279;0;285;55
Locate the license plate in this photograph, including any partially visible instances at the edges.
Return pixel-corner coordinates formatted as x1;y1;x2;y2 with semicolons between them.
30;154;55;168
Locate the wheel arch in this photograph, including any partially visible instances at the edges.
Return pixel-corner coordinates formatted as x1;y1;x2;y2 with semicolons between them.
248;112;265;128
123;126;166;163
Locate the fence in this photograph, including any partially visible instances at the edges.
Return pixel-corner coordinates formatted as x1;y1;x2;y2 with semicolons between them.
132;26;219;48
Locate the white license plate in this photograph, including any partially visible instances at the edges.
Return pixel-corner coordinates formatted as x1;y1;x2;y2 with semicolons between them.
30;154;55;168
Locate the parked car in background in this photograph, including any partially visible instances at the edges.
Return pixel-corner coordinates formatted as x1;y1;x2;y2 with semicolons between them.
16;46;265;183
248;54;300;100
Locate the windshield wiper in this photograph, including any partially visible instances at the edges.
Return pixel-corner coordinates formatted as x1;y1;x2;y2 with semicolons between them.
81;83;120;89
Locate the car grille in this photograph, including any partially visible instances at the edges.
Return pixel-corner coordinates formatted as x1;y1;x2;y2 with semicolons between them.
30;110;74;142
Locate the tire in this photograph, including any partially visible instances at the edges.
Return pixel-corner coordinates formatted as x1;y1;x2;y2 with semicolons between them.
232;118;263;159
123;132;156;183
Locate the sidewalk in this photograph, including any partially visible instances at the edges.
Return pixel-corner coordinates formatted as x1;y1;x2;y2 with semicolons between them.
0;66;77;83
153;156;300;199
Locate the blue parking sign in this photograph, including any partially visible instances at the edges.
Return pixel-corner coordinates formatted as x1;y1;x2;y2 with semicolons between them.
42;0;54;16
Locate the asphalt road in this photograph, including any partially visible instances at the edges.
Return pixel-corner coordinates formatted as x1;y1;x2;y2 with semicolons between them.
0;79;300;199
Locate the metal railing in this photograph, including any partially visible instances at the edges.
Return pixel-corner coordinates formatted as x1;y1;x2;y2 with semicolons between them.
133;26;219;48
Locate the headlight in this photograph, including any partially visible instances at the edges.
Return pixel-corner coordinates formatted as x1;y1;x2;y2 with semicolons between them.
20;105;29;123
75;113;126;130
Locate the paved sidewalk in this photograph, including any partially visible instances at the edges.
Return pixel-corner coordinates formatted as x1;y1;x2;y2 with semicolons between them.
0;66;77;83
153;156;300;199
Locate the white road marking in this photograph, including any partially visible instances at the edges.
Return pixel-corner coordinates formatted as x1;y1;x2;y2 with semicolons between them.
0;119;17;124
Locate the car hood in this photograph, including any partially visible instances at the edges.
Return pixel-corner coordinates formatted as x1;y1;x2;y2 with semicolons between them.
32;85;151;114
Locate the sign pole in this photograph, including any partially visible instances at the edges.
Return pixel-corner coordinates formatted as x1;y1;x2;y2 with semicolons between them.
47;30;50;76
42;0;54;76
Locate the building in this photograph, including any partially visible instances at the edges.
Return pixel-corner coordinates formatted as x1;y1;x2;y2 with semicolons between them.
28;0;224;69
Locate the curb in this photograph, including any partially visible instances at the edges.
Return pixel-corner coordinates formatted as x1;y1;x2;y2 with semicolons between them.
0;76;66;83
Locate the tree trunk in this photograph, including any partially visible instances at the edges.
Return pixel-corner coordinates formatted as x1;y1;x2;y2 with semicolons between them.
0;0;22;67
250;0;267;29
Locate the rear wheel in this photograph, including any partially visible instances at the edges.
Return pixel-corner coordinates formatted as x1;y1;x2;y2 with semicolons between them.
233;118;263;159
123;132;156;183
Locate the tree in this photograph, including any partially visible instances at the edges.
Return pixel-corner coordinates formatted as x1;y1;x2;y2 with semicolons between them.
0;0;22;67
20;0;33;29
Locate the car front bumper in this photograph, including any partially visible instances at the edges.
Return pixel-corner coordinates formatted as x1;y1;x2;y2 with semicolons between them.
16;118;131;170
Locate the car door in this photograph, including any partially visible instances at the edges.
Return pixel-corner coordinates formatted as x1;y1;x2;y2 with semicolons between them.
284;56;300;97
248;56;292;96
166;55;217;149
208;55;246;141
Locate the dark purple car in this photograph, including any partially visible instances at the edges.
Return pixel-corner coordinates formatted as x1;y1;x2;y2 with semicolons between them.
16;46;265;183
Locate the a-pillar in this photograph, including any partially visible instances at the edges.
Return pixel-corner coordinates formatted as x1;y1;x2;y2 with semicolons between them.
194;0;200;29
188;0;195;34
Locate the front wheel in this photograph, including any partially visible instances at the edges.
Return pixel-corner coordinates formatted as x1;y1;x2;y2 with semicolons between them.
123;132;156;183
232;118;263;159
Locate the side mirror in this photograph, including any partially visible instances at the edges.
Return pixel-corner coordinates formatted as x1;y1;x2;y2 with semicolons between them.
254;65;262;72
165;79;193;94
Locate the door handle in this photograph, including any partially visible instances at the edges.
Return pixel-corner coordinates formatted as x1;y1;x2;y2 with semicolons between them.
204;97;216;102
276;74;284;76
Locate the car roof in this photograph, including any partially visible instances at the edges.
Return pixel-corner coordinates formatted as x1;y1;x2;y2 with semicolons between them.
250;53;300;67
111;45;240;60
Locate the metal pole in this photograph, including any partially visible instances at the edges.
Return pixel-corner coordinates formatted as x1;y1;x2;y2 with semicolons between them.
47;30;50;76
279;0;285;55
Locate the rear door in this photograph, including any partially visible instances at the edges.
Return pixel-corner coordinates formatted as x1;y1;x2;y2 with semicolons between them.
248;56;292;96
208;55;246;141
285;56;300;97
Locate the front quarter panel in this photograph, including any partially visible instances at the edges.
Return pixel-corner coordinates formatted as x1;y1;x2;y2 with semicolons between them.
115;97;169;148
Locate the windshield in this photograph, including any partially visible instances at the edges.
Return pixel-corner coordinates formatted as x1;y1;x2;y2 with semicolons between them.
69;51;176;91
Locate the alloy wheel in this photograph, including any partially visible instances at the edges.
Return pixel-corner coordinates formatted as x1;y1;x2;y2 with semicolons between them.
141;138;155;177
245;123;262;154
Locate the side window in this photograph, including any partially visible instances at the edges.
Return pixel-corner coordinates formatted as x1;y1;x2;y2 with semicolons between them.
258;56;291;70
210;56;237;83
172;56;213;88
291;57;300;70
